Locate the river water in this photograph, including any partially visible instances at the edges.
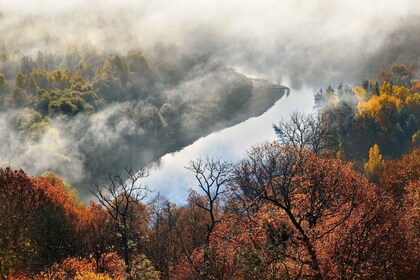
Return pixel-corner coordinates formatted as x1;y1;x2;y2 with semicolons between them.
143;83;315;204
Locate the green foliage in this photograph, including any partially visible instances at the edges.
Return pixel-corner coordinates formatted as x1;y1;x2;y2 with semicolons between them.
17;108;50;138
0;49;258;178
7;87;32;107
41;171;79;200
239;246;266;280
315;64;420;163
36;89;98;116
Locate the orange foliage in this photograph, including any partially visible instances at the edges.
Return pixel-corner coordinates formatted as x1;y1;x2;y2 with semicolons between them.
227;143;418;279
0;168;118;279
2;145;419;279
34;253;125;280
379;148;420;199
411;80;420;93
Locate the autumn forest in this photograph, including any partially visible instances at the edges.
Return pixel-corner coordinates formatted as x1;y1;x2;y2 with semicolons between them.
1;1;420;280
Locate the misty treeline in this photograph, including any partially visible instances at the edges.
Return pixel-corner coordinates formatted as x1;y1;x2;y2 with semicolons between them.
1;64;419;279
0;44;281;195
313;63;420;164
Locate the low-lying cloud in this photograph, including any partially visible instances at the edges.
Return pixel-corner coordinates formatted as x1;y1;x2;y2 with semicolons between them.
1;0;419;86
0;0;419;197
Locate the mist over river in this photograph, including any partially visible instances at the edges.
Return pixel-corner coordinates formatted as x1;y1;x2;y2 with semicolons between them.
144;79;315;203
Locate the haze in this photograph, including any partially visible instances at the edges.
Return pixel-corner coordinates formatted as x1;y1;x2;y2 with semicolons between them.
1;0;419;87
0;0;419;198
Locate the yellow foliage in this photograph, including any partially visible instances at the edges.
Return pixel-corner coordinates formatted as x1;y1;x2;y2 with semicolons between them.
391;84;411;100
353;86;367;101
412;130;420;146
364;144;384;178
357;93;402;131
406;92;420;105
379;82;411;100
336;143;344;160
406;92;420;120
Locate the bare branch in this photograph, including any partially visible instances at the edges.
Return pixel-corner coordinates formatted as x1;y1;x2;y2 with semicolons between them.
273;112;336;154
92;167;151;270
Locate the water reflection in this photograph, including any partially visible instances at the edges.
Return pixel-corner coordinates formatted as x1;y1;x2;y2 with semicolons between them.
144;86;315;203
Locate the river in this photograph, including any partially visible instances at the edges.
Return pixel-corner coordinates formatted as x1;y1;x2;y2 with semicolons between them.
143;81;315;204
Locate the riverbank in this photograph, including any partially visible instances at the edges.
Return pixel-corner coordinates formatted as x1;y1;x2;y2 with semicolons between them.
143;83;314;203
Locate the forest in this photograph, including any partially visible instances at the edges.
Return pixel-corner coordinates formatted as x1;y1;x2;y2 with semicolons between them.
0;62;419;279
1;1;420;279
0;45;285;196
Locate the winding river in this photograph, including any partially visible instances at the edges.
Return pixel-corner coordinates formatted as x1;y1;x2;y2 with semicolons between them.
143;81;315;204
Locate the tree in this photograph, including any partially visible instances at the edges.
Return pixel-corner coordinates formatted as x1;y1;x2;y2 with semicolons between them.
273;112;336;155
357;91;402;132
127;254;160;280
379;148;419;200
93;167;151;271
186;157;232;279
0;168;85;277
232;142;372;279
0;168;38;278
78;202;114;272
146;193;182;279
364;144;384;182
34;253;126;280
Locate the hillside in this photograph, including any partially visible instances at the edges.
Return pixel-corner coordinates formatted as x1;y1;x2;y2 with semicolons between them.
0;47;286;194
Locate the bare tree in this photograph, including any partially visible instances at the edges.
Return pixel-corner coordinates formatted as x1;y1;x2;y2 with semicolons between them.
273;112;336;154
186;156;232;280
93;167;151;270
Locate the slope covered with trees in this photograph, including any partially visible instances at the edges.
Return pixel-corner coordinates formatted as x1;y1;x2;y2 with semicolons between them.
1;146;417;279
0;45;286;194
0;64;418;279
313;63;419;163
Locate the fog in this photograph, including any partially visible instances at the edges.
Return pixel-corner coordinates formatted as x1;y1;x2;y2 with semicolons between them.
0;0;419;198
2;0;419;86
144;85;314;203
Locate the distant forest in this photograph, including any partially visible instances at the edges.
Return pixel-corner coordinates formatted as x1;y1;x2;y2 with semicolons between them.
0;46;267;194
1;63;419;279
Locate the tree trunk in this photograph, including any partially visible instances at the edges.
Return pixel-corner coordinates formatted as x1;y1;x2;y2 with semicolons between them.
202;229;211;280
302;236;323;280
286;209;323;280
121;231;130;271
